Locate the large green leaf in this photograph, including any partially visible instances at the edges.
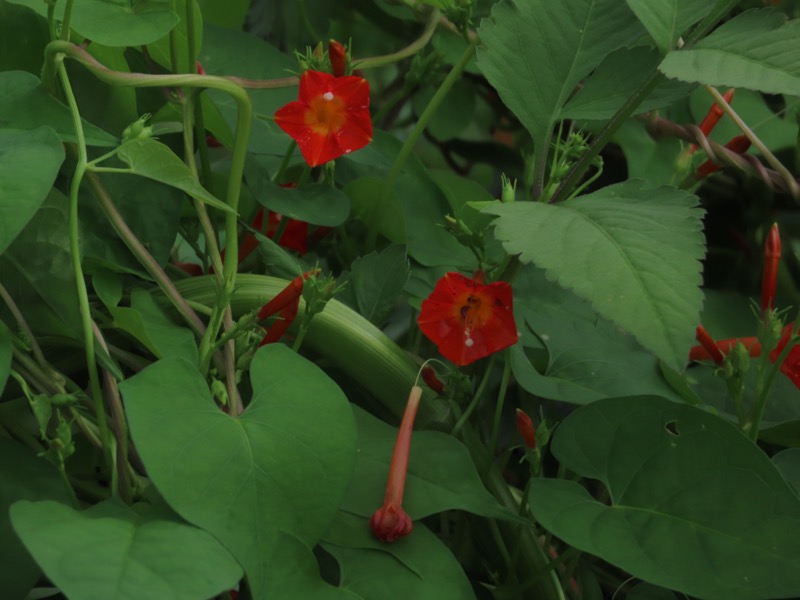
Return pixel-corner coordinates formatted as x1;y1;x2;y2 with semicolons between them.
562;47;695;121
529;396;800;600
0;189;81;338
338;245;410;326
0;71;116;146
484;181;705;371
625;0;713;53
115;138;234;214
510;266;685;404
476;0;644;150
340;405;514;522
7;0;179;46
0;0;49;74
323;517;475;600
0;127;64;255
109;288;198;365
120;345;356;599
10;499;241;600
0;439;71;600
245;158;350;226
659;9;800;95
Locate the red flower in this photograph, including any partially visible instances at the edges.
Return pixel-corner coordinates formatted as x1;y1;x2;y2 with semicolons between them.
274;70;372;167
238;209;309;259
370;385;421;542
418;272;519;366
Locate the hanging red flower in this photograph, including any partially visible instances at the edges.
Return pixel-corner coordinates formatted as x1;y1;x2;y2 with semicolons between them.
417;272;519;366
274;70;372;167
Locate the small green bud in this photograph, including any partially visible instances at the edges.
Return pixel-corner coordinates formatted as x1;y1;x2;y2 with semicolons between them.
122;114;153;141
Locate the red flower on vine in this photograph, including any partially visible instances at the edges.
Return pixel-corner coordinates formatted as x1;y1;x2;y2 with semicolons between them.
274;70;372;167
418;272;519;366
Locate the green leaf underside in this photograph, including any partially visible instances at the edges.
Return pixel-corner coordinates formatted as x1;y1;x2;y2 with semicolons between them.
0;127;64;256
6;0;179;47
511;266;685;404
115;138;234;214
10;499;241;600
0;438;71;600
485;180;705;371
120;346;356;599
625;0;713;54
659;9;800;96
340;405;514;522
477;0;644;150
530;396;800;600
0;71;116;146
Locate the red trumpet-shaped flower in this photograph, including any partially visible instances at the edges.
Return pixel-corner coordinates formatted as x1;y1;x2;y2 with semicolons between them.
370;385;421;542
418;272;519;366
274;70;372;167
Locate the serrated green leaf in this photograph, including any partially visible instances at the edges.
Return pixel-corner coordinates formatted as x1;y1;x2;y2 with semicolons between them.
115;138;234;214
340;405;516;522
626;0;713;53
120;346;356;599
0;438;71;600
0;127;64;255
0;71;116;146
6;0;179;47
485;181;705;370
529;396;800;600
659;9;800;95
510;266;686;404
476;0;644;150
10;499;242;600
338;246;410;326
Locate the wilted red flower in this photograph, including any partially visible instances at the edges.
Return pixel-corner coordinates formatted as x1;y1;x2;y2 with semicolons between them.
274;70;372;167
418;272;519;366
370;385;421;542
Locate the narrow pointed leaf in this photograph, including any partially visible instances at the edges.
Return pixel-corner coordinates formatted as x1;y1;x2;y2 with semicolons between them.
485;181;705;371
116;138;234;214
659;9;800;95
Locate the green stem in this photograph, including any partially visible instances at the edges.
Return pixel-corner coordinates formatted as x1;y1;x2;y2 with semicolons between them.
60;0;74;41
750;330;800;441
549;70;663;204
352;8;441;70
58;61;111;465
485;351;512;474
366;36;478;250
168;0;180;74
0;283;51;375
452;354;497;437
271;141;297;183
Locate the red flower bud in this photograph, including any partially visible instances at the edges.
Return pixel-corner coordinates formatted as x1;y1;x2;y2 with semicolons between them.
761;223;781;314
370;385;421;542
515;409;537;449
693;325;725;366
421;366;445;393
689;88;735;155
328;39;347;77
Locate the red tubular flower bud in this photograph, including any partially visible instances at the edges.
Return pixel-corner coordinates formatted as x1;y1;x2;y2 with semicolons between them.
689;337;760;362
694;325;725;366
515;409;536;449
695;134;751;179
256;269;318;321
761;223;781;314
689;89;735;155
328;39;347;77
421;366;445;393
370;385;421;542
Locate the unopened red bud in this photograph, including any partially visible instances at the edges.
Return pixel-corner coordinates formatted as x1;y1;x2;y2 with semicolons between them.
515;409;537;449
695;135;751;179
761;223;781;314
329;39;347;77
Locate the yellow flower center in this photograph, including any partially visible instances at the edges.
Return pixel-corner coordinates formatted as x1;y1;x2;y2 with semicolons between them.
305;92;346;136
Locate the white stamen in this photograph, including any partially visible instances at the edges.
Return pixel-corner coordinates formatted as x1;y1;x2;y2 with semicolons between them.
465;338;474;347
323;92;334;101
